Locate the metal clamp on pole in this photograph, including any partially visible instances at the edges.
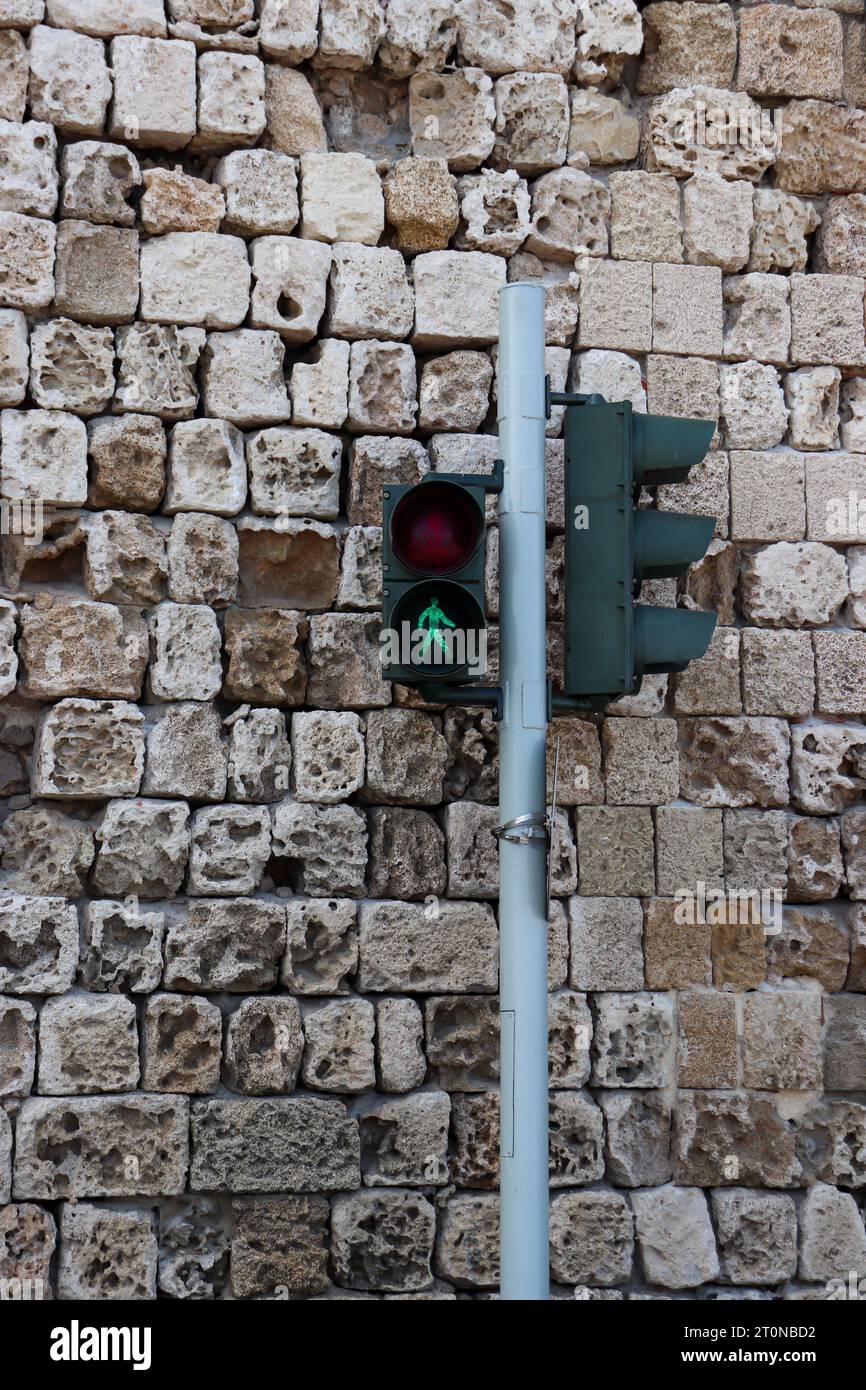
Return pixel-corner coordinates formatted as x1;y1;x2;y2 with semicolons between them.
496;812;548;846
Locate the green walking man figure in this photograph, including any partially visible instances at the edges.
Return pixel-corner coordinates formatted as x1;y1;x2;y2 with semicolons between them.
417;594;455;658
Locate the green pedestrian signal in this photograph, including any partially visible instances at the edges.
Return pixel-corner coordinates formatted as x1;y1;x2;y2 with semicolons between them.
562;397;717;703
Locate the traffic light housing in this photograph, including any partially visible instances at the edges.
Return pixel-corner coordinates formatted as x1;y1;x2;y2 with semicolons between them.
381;474;489;685
563;398;717;703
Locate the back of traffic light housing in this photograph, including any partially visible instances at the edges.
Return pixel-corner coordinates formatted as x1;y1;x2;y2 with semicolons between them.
381;475;488;684
563;398;717;702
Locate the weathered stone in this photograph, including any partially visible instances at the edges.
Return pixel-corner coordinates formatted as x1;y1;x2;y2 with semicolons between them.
567;88;638;167
723;272;791;365
458;0;577;75
578;258;652;353
631;1185;719;1289
238;518;339;609
331;1190;434;1292
775;98;866;196
357;899;496;993
609;170;681;263
142;993;222;1093
55;223;139;331
824;995;866;1091
526;167;609;261
0;308;28;406
187;804;271;897
39;994;139;1094
140;167;224;235
679;717;790;809
108;35;197;150
653;262;723;357
301;997;375;1094
0;211;55;311
0;996;36;1098
1;407;87;506
674;1090;801;1188
795;1098;866;1187
164;898;286;992
264;64;327;157
0;118;57;217
47;0;166;35
201;329;290;427
603;716;679;805
739;5;842;101
225;997;303;1095
223;607;308;706
32;698;145;798
230;1196;329;1297
140;232;250;331
432;1191;497;1288
1;804;93;897
149;603;222;702
0;1203;56;1299
576;805;655;896
791;273;866;368
28;24;111;136
786;816;843;901
0;31;27;122
791;722;866;815
93;798;190;899
744;989;824;1090
569;897;643;992
710;1189;797;1287
193;50;265;151
282;898;358;995
424;994;498;1091
13;1095;189;1198
550;1189;634;1286
409;68;495;172
638;1;736;94
644;85;777;183
143;701;227;802
377;0;457;76
158;1196;229;1300
644;899;712;991
677;990;737;1090
58;1205;157;1301
307;611;391;708
741;542;847;628
491;71;568;176
413;250;505;348
348;340;416;433
80;899;165;994
271;800;367;897
60;140;141;226
592;992;674;1089
248;236;330;344
347;435;428;524
799;1183;866;1280
215;148;298;236
720;361;787;450
190;1097;360;1193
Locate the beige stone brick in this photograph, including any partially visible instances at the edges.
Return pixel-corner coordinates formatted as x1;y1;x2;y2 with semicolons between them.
609;171;681;263
578;259;652;353
677;990;737;1089
738;5;843;101
652;263;723;357
730;450;806;541
741;629;815;718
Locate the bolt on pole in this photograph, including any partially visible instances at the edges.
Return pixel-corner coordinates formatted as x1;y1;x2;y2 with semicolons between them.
497;282;550;1301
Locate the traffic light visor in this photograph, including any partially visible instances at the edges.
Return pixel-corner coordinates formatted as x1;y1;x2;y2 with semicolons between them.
390;481;483;576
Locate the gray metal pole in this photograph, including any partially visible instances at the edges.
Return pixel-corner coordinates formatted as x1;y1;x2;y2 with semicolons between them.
497;282;550;1301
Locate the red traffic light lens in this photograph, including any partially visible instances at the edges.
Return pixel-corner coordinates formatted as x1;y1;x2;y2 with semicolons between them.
390;483;483;576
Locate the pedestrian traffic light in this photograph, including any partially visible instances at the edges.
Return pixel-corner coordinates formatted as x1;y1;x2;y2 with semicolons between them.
380;474;489;684
563;397;717;703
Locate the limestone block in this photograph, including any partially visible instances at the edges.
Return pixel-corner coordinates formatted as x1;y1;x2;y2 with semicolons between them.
424;994;498;1091
0;599;15;699
0;308;28;406
215;149;298;236
165;418;246;516
20;595;147;700
0;997;36;1098
607;171;680;265
568;897;643;992
545;717;603;806
799;1183;866;1280
525;167;609;261
570;348;645;413
327;242;414;340
201;329;290;427
246;426;340;520
167;512;238;606
32;698;144;798
441;800;496;897
237;516;339;611
841;379;866;454
790;273;866;367
38;994;139;1095
108;36;197;150
225;997;303;1095
815;194;866;275
316;0;384;68
458;0;577;76
48;0;166;34
795;1097;866;1188
603;716;679;805
348;340;416;433
367;806;445;898
0;894;77;993
806;452;866;541
54;221;139;326
741;629;815;718
28;25;111;136
93;798;190;898
591;992;674;1088
418;351;492;433
259;0;318;62
0;1203;56;1297
412;250;505;348
357;899;496;993
60;139;140;225
0;118;57;216
382;157;457;255
657;805;725;897
299;152;383;246
814;630;866;715
114;323;205;420
84;510;166;604
550;1189;634;1285
671;626;741;716
791;722;866;815
546;990;590;1089
165;898;286;992
455;171;529;258
723;808;788;895
222;607;308;705
140;232;250;331
786;815;843;902
291;339;350;429
301;997;375;1094
143;702;227;802
631;1186;719;1289
491;72;569;176
843;813;866;899
282;898;358;995
264;64;327;158
226;707;290;804
149;603;222;702
140;167;225;234
378;0;457;76
229;1194;327;1298
674;1090;801;1188
193;51;265;150
637;1;736;95
576;805;655;896
408;69;495;173
723;273;791;365
376;997;426;1093
567;88;639;167
652;262;723;357
249;235;330;344
13;1094;190;1199
600;1091;672;1187
824;994;866;1090
683;173;753;273
358;1091;449;1188
0;211;55;310
729;451;805;542
679;717;790;809
58;1205;157;1301
80;899;165;993
740;543;848;626
677;990;737;1089
749;190;819;276
784;367;840;451
27;318;113;415
187;804;271;896
331;1190;434;1292
0;30;27;122
574;0;643;87
849;546;866;626
272;800;367;896
0;1;43;25
738;5;842;102
291;710;364;803
720;361;787;450
743;990;823;1091
577;258;652;352
190;1097;359;1193
643;899;711;991
142;993;222;1093
644;85;778;183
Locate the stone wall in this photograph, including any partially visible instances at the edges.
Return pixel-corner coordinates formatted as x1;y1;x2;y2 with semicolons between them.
0;0;865;1301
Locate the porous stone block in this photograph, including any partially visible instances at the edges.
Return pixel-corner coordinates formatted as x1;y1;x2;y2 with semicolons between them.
108;35;197;150
167;513;238;607
0;996;36;1098
730;452;806;542
190;1097;360;1193
164;898;286;992
442;800;497;898
786;815;843;902
683;173;753;274
290;710;364;804
347;435;428;524
291;339;350;429
824;995;866;1091
383;156;458;255
578;259;652;354
54;220;139;327
741;629;815;718
0;803;92;898
723;273;791;365
13;1095;190;1198
226;707;290;804
93;798;189;899
549;1190;634;1287
679;717;790;809
187;804;271;896
798;1183;866;1280
140;167;224;235
21;596;148;701
140;232;250;330
568;898;643;992
591;992;675;1089
600;1091;673;1188
0;308;28;406
711;1189;797;1287
0;118;57;217
720;361;787;450
194;50;265;150
526;167;609;261
638;1;736;94
28;25;111;136
331;1190;434;1292
247;425;340;518
58;1204;157;1301
59;139;140;225
424;994;498;1091
631;1185;719;1289
264;64;327;157
203;329;291;426
142;993;222;1093
677;990;738;1090
80;899;165;993
548;990;592;1090
156;1196;229;1301
239;521;339;609
114;323;205;420
790;273;866;367
409;68;495;172
805;452;866;542
143;701;227;801
743;989;823;1092
644;85;777;184
0;894;77;995
28;318;114;414
785;366;840;451
358;1091;449;1188
644;899;712;990
609;170;681;264
413;250;505;349
282;898;357;996
1;406;86;505
363;708;448;807
83;510;165;604
149;603;222;702
418;350;492;433
458;0;577;76
272;801;367;897
249;235;331;343
165;419;246;516
738;5;842;102
741;542;846;628
47;0;165;34
814;630;866;715
222;607;308;705
490;71;568;176
225;996;303;1096
0;30;27;122
376;997;426;1093
567;89;639;168
576;805;655;897
327;242;414;341
301;997;375;1094
749;189;821;275
791;722;866;815
215;148;298;236
843;813;866;900
300;152;383;246
652;262;723;357
306;611;391;708
0;211;55;310
602;716;679;805
357;900;497;993
32;697;144;801
38;994;139;1095
841;380;866;454
674;1090;801;1188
